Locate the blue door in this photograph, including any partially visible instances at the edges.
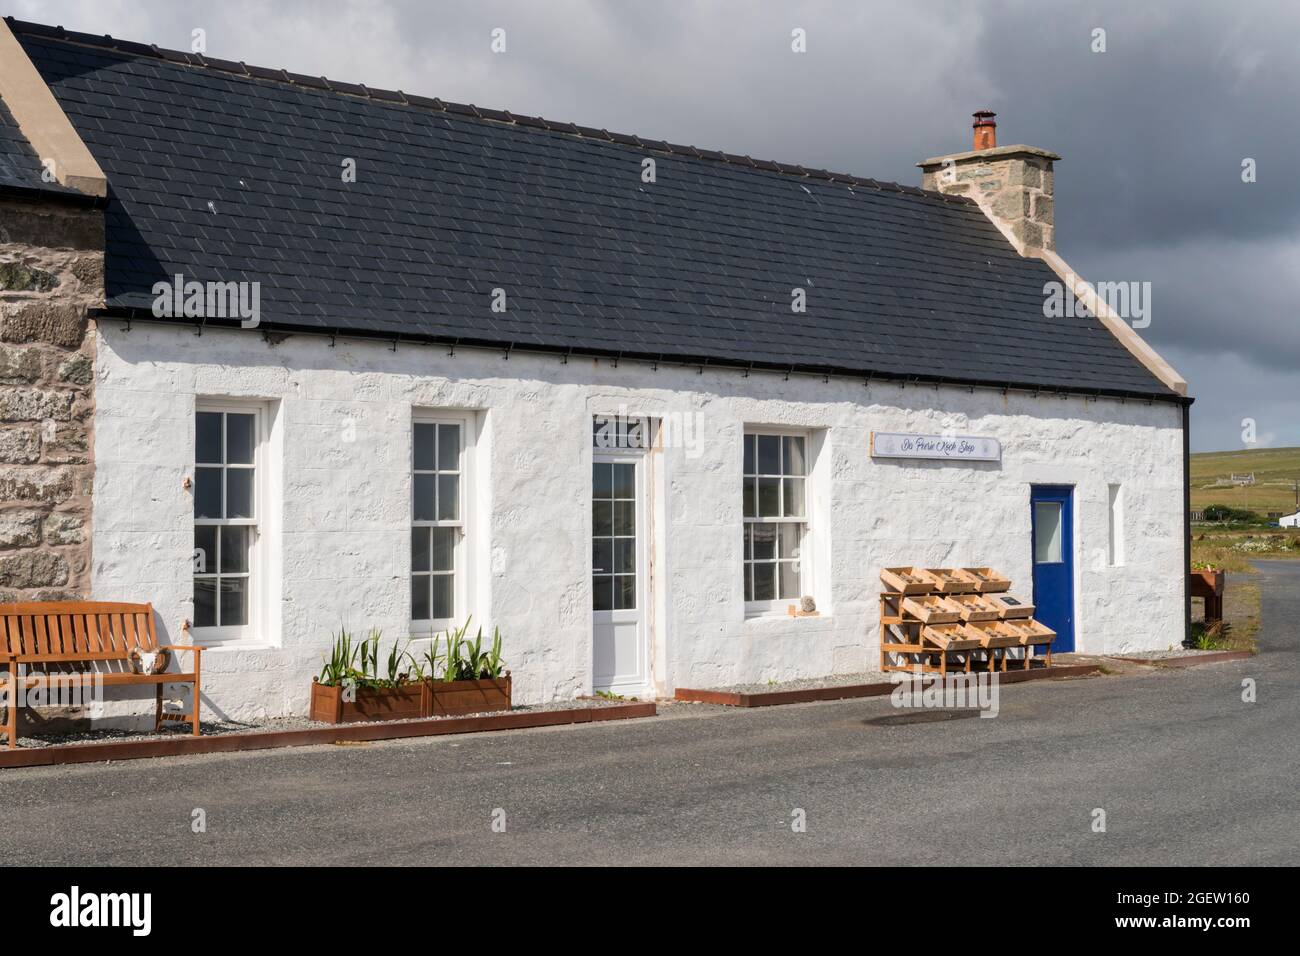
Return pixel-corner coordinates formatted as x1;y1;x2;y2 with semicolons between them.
1030;485;1075;653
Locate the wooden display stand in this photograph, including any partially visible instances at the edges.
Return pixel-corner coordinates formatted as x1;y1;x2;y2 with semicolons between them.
879;567;1054;675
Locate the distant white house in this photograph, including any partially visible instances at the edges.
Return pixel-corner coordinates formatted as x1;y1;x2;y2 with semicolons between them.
1280;512;1300;528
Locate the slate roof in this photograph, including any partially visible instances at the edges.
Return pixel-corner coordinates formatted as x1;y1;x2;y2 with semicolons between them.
9;18;1178;400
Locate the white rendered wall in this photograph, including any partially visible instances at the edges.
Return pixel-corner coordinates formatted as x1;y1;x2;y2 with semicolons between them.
90;322;1186;723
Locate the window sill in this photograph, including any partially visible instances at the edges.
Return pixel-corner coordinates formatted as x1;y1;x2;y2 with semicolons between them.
744;609;830;624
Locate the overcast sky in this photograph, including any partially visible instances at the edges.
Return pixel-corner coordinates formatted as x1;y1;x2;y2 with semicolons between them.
15;0;1298;452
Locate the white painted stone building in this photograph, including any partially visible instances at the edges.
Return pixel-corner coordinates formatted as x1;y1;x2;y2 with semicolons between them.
0;19;1190;724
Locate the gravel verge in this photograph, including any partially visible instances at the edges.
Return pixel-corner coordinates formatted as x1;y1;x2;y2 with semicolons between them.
15;696;636;749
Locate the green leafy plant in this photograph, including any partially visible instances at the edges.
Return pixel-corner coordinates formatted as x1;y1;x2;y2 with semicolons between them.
318;627;360;687
320;621;506;689
483;627;505;679
385;638;416;686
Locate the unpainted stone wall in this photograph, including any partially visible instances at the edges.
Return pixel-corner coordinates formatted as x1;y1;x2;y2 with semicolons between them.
0;196;101;602
922;154;1055;252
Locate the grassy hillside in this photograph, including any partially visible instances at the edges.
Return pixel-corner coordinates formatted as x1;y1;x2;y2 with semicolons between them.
1190;446;1300;516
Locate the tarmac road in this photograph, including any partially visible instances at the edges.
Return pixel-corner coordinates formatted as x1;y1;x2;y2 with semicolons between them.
2;562;1296;866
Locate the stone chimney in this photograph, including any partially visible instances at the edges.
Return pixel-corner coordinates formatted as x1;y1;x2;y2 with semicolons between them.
917;111;1060;254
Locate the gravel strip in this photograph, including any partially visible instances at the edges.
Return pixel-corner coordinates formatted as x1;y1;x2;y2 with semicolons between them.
707;671;892;696
15;696;637;749
1113;649;1228;660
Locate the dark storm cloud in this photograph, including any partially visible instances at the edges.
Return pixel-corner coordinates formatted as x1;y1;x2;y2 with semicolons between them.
14;0;1296;450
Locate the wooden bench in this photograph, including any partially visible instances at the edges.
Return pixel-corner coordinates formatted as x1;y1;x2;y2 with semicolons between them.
0;601;204;749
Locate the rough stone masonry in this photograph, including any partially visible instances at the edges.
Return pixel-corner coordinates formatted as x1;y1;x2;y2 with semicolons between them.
0;194;102;601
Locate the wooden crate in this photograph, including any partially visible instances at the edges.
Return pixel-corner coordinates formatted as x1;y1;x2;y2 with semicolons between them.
902;594;962;624
947;593;1001;622
920;623;983;651
965;620;1026;649
917;568;978;594
989;594;1034;619
880;567;933;595
960;567;1011;593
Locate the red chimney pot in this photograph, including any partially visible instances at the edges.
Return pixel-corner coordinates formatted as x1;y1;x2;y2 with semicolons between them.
972;110;997;150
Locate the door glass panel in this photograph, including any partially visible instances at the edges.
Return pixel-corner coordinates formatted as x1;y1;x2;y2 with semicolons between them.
1034;501;1063;563
593;460;637;612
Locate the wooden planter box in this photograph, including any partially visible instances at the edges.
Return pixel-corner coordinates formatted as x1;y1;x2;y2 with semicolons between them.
1189;569;1225;597
310;676;513;723
427;675;512;716
310;680;426;724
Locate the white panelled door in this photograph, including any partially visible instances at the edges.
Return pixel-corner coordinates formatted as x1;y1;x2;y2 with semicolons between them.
591;451;648;695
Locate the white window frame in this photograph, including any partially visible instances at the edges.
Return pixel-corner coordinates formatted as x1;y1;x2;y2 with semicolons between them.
743;426;813;616
193;401;267;645
410;411;475;635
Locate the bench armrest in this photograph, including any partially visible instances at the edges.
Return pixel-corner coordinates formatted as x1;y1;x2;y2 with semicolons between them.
159;644;209;656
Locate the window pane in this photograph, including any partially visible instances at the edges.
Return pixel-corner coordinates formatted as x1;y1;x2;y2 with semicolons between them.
437;474;459;521
431;574;453;619
592;575;614;611
753;563;775;601
593;538;613;574
195;467;223;519
614;537;635;573
615;574;636;610
743;524;753;560
194;525;217;574
226;469;254;519
743;563;753;602
777;523;802;560
194;578;217;628
1034;501;1064;563
593;500;613;537
413;474;437;521
220;525;249;573
592;463;612;499
751;523;776;561
413;423;437;471
196;412;222;464
757;435;780;474
437;424;460;471
783;477;805;518
219;578;248;627
783;436;806;476
432;528;455;572
743;478;755;518
743;434;755;475
757;477;781;517
412;526;431;573
412;575;431;620
612;463;635;499
226;413;256;465
779;561;800;600
613;501;635;536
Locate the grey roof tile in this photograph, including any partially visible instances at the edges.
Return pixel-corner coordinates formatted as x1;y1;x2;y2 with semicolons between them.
11;19;1175;399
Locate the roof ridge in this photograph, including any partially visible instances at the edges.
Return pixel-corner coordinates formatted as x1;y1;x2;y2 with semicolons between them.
5;15;975;206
